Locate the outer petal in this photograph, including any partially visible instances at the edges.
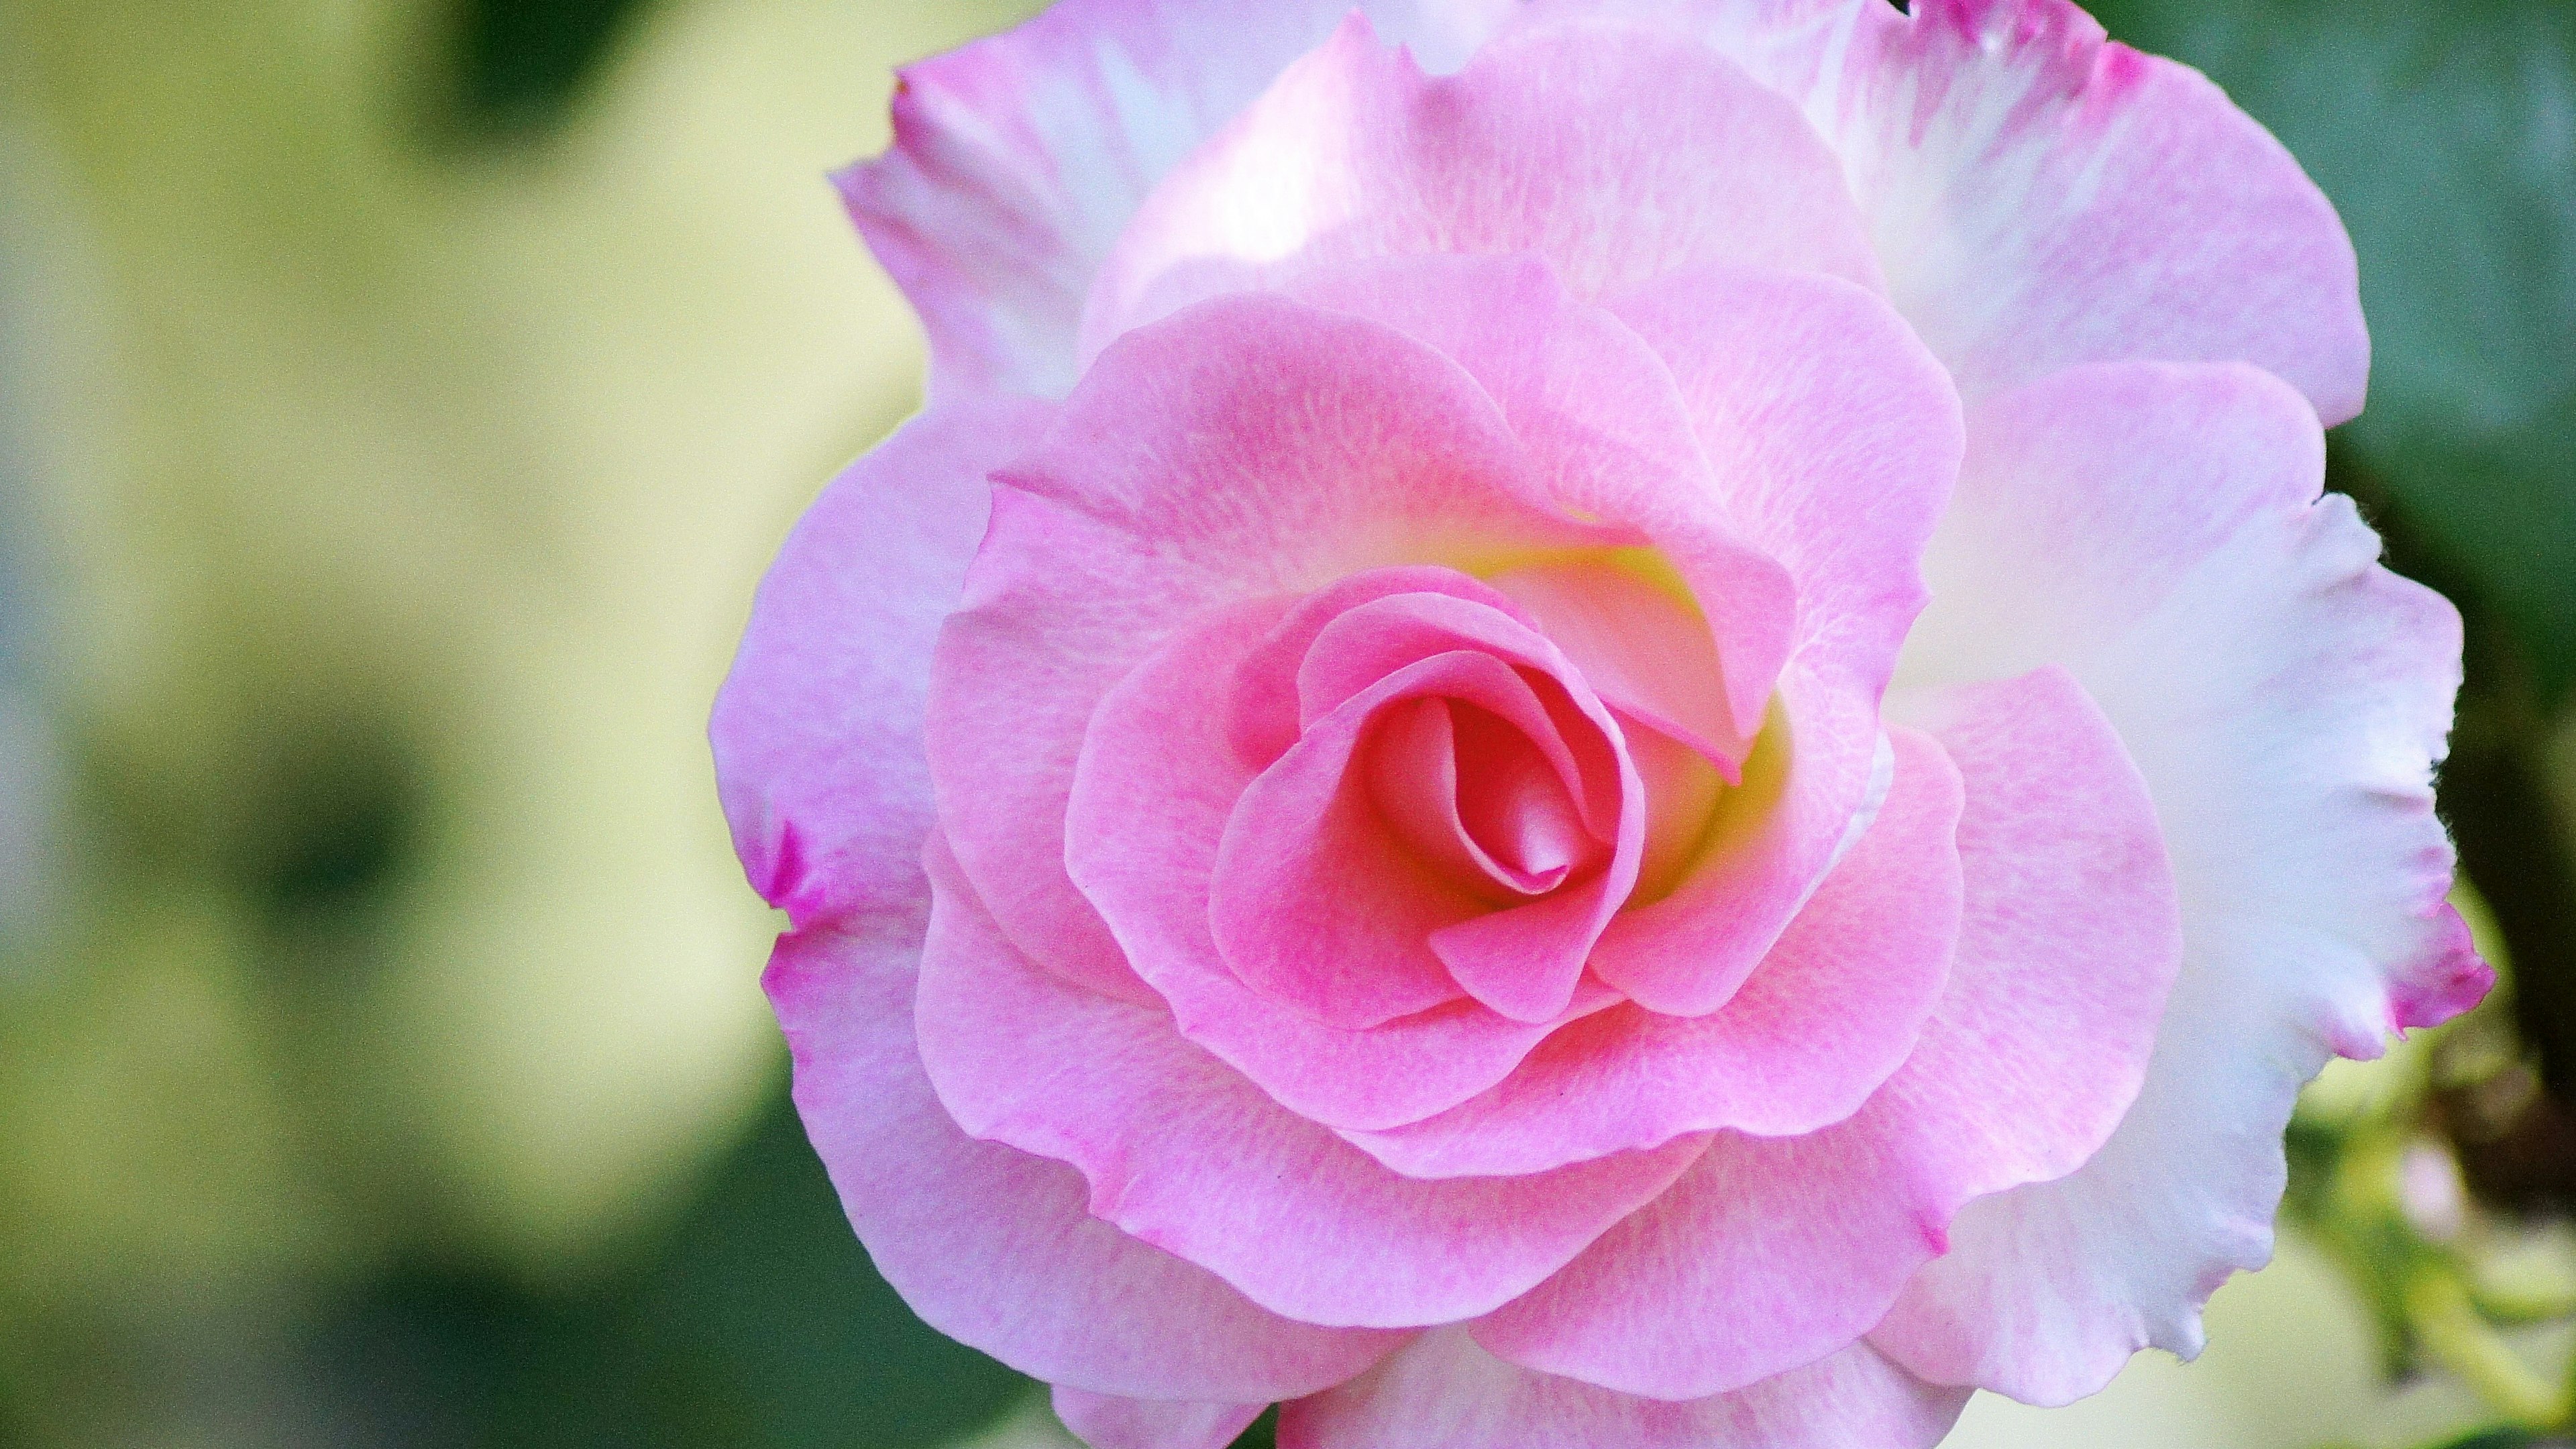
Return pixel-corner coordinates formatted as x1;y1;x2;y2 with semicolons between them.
710;398;1051;930
765;918;1398;1402
916;839;1709;1330
1071;599;1629;1132
1344;722;1962;1179
1053;1389;1266;1449
930;294;1591;1010
1879;362;2485;1403
841;0;1515;398
1278;1328;1969;1449
1081;15;1882;362
1549;0;2368;421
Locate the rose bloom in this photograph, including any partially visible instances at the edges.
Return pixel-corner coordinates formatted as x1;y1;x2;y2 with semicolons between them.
712;1;2495;1444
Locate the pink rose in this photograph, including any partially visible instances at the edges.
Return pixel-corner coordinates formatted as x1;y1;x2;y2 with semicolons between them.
712;1;2495;1444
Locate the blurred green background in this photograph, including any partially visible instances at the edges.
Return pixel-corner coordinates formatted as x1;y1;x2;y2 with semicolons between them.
0;1;2568;1446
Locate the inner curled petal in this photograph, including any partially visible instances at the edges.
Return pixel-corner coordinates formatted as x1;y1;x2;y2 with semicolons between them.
1368;696;1608;901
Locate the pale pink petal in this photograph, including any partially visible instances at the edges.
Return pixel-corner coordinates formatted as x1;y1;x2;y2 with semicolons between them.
929;295;1591;1010
1084;17;1882;364
1346;724;1963;1179
710;398;1051;930
1874;667;2182;1203
1070;600;1626;1132
1879;361;2484;1403
1562;0;2368;421
1279;1328;1968;1449
1053;1389;1266;1449
841;0;1515;398
915;840;1711;1330
765;918;1398;1401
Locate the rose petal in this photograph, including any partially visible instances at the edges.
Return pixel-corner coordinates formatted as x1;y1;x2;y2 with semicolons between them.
1345;722;1960;1180
1578;263;1961;1016
1083;15;1882;360
1215;646;1618;1028
1878;360;2482;1403
930;295;1593;1018
1542;0;2369;422
1071;600;1626;1132
1278;1328;1968;1449
766;917;1398;1401
916;839;1711;1329
1464;729;1962;1395
841;0;1515;398
710;398;1053;932
1053;1389;1267;1449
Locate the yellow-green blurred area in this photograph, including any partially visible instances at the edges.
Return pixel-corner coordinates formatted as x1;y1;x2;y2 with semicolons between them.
0;0;2569;1446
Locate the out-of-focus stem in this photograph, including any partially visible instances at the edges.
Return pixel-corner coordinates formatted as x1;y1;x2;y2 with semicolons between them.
2470;1280;2576;1328
2407;1271;2567;1430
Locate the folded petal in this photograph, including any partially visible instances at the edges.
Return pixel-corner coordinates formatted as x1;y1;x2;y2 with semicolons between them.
1345;722;1962;1180
1084;15;1881;362
1073;598;1622;1132
1285;253;1800;749
1879;361;2483;1403
1569;0;2368;421
916;839;1710;1329
842;0;1515;398
1466;729;1962;1395
1054;1389;1267;1449
711;399;1051;930
1478;676;2174;1398
930;294;1589;1010
1214;645;1613;1028
1573;264;1959;1016
1279;1328;1969;1449
1608;265;1962;704
766;918;1397;1402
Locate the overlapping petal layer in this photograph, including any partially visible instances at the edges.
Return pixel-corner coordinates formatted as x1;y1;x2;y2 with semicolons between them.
1877;360;2483;1402
712;398;1052;930
1505;0;2369;422
843;0;1516;398
764;918;1401;1401
917;838;1711;1328
1281;1329;1970;1449
712;3;2488;1444
1081;15;1882;362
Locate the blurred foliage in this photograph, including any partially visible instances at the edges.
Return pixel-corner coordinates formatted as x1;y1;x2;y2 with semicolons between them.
451;0;658;138
301;1083;1028;1448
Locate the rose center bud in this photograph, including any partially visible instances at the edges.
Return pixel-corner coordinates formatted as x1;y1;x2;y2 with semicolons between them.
1366;693;1611;905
